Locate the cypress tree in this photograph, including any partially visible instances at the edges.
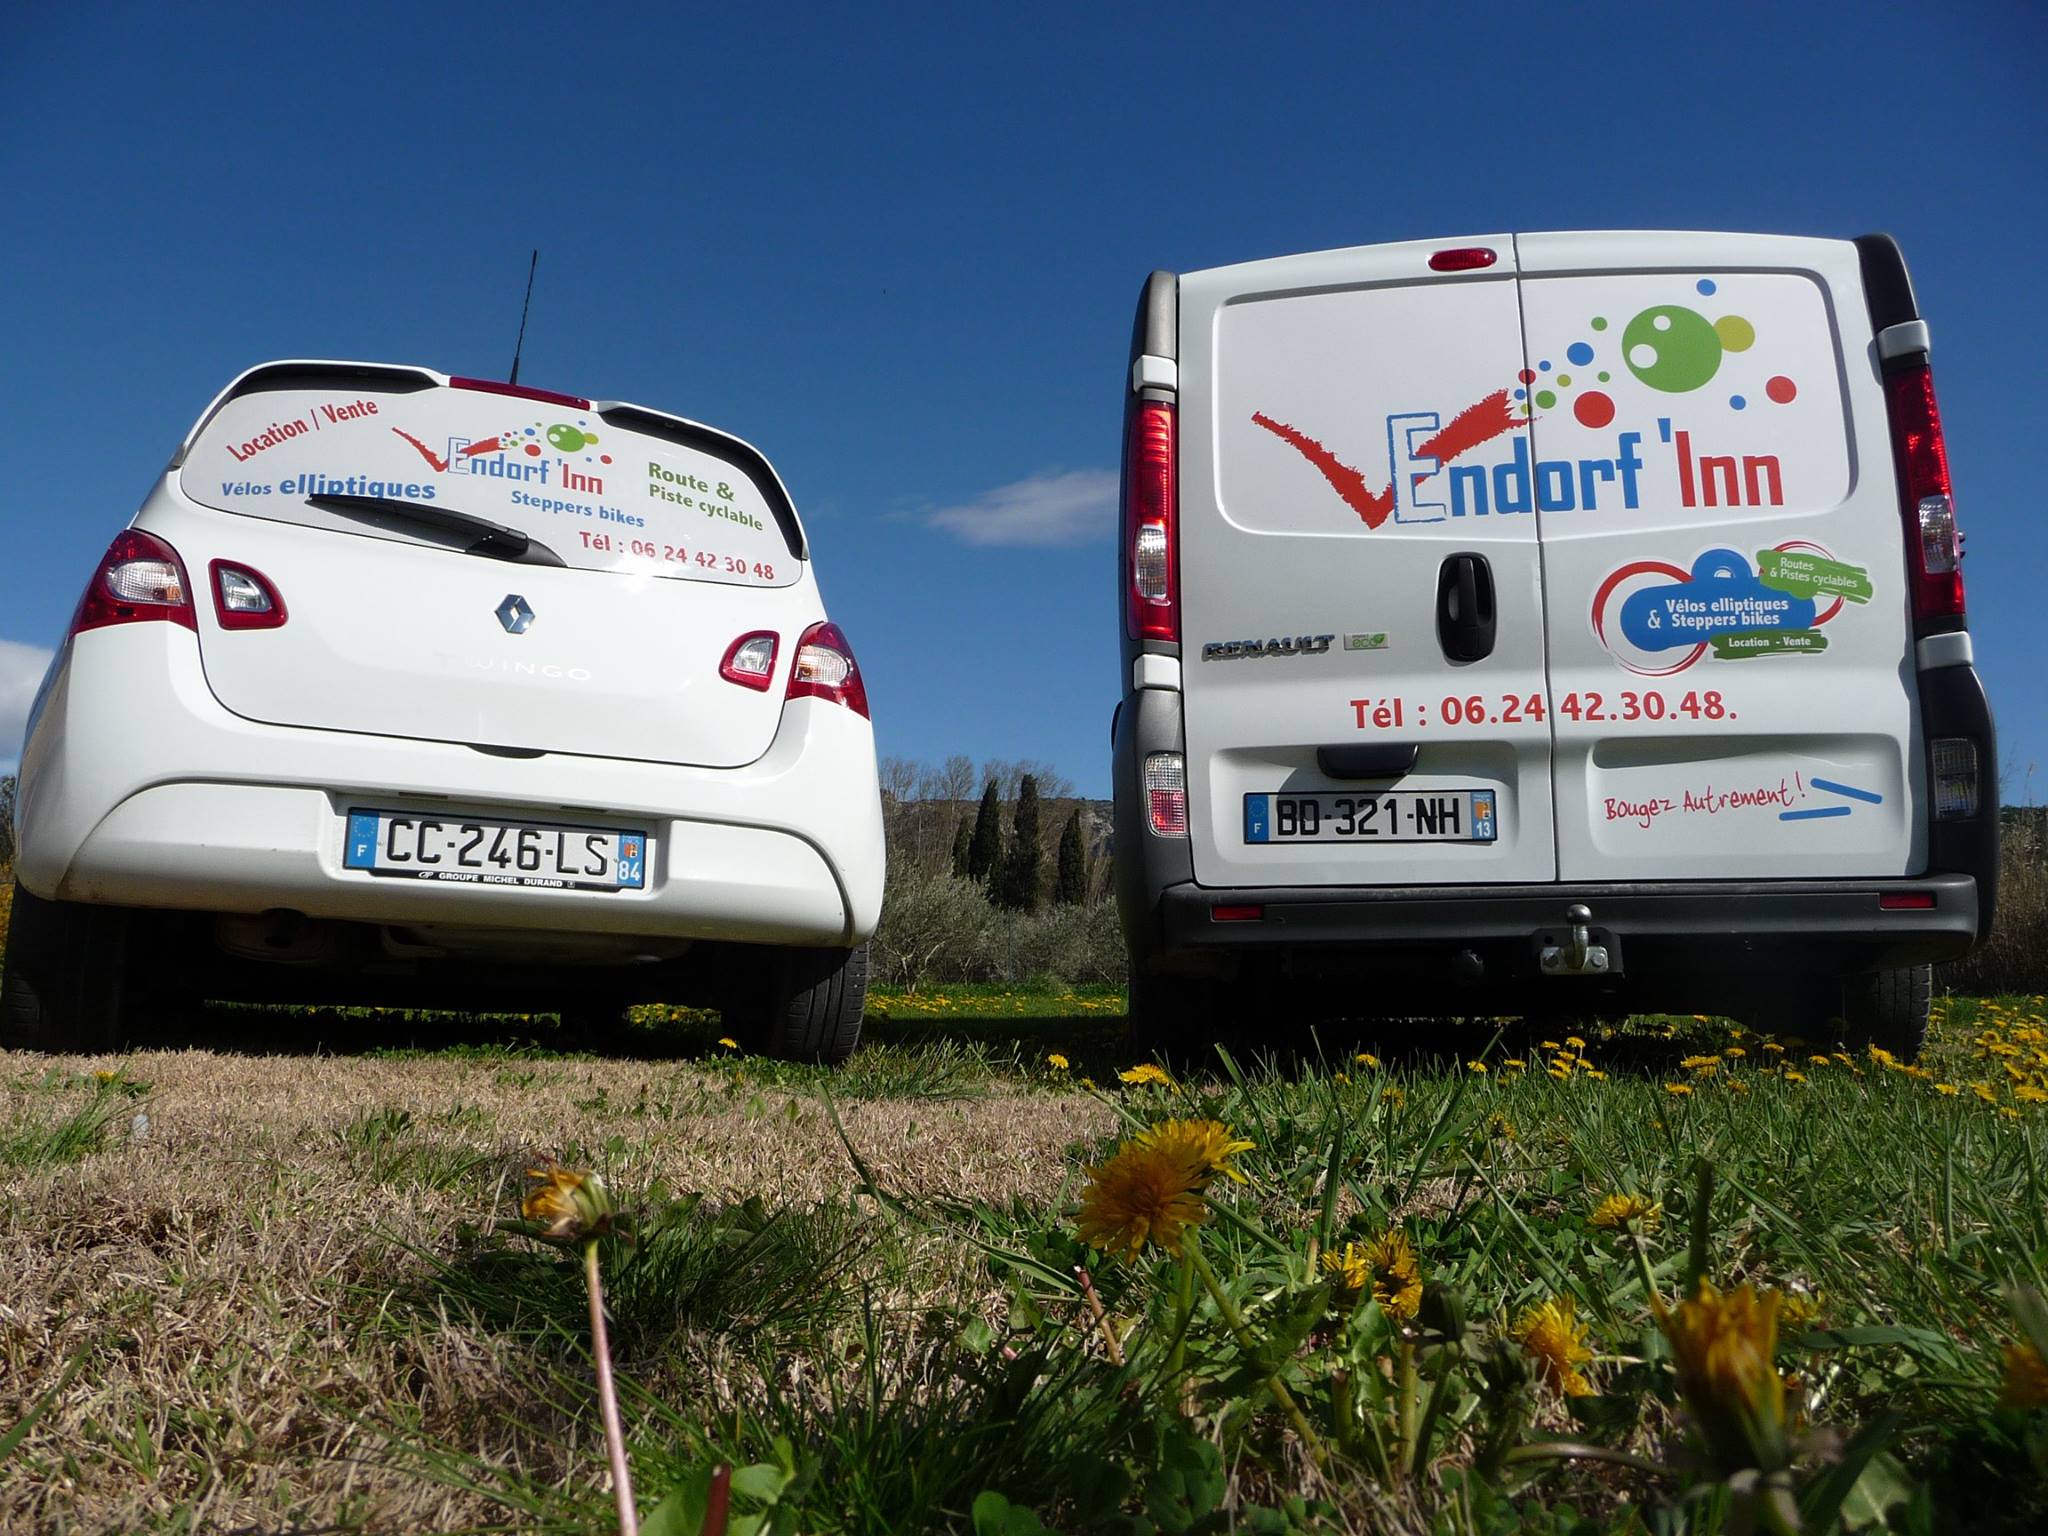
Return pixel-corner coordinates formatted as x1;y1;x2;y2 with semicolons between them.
997;775;1043;911
1055;809;1088;905
967;781;1003;885
951;815;974;879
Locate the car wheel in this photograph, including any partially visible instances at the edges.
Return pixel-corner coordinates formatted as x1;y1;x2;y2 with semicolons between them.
0;882;134;1053
1125;968;1228;1074
728;943;870;1064
1839;964;1932;1062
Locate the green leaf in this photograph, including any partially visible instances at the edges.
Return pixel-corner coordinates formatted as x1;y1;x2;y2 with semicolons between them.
1798;1411;1902;1532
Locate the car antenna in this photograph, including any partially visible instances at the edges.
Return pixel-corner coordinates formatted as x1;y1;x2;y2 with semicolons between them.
508;249;539;385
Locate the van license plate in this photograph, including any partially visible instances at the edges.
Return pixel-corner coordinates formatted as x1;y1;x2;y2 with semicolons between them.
1244;791;1497;844
343;810;649;891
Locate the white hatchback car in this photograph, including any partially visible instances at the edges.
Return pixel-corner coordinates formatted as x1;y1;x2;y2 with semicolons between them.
4;361;885;1060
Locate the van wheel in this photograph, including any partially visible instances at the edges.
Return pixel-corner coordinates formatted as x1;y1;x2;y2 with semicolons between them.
0;883;133;1053
727;943;869;1065
1126;969;1229;1074
1840;965;1932;1062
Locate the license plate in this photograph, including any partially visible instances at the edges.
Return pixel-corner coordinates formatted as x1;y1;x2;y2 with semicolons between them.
343;810;649;891
1244;790;1497;844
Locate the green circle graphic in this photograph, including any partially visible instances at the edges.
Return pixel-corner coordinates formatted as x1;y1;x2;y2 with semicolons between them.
1621;305;1722;392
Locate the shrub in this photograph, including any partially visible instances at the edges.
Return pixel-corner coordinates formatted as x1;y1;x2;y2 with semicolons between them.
1940;808;2048;995
874;867;1126;990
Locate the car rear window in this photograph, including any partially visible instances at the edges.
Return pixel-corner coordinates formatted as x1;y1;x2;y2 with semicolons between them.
179;375;801;587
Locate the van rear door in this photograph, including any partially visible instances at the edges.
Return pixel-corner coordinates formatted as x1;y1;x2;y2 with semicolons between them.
1516;233;1920;879
1177;237;1556;888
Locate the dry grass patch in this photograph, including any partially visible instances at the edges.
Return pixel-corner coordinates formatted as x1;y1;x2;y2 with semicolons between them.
0;1046;1112;1534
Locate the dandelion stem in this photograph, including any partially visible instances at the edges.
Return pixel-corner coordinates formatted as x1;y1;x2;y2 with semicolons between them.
1629;1229;1665;1318
584;1239;639;1536
1187;1244;1327;1466
1074;1264;1125;1367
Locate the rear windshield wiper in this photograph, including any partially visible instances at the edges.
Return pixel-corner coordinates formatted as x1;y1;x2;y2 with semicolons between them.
306;492;566;567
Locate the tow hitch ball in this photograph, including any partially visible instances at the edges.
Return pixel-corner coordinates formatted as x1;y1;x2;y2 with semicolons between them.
1539;904;1611;976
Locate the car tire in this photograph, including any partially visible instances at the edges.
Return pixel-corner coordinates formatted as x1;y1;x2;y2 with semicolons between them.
0;882;133;1054
1840;964;1932;1062
728;942;870;1065
1125;968;1228;1074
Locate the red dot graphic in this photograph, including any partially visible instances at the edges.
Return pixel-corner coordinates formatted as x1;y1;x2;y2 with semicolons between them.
1517;369;1536;384
600;454;612;464
1766;375;1797;404
1574;391;1615;428
525;443;543;456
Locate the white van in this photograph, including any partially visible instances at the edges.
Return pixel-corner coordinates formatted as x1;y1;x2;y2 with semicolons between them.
1112;233;1995;1058
4;362;884;1060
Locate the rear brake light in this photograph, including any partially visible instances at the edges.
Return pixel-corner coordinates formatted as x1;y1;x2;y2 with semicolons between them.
1211;904;1263;922
70;529;195;635
1144;752;1187;837
1930;736;1981;819
449;376;592;409
1878;892;1936;911
1882;362;1964;625
1428;246;1498;272
1124;400;1178;642
209;560;288;630
719;630;779;691
785;621;870;719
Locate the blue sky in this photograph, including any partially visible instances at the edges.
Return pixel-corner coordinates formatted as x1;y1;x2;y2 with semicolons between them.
2;1;2043;796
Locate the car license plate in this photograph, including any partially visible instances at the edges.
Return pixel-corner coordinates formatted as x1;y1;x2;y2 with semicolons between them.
343;810;649;891
1244;790;1497;844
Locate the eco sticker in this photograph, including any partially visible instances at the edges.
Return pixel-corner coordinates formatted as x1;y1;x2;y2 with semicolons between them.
1592;542;1863;676
1344;632;1389;651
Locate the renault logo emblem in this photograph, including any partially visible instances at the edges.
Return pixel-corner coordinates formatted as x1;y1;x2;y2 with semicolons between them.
495;595;535;635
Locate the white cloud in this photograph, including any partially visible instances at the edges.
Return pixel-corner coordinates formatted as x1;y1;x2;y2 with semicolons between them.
0;638;55;769
923;468;1117;548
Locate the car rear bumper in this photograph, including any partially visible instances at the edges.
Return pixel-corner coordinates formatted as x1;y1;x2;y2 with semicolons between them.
13;625;884;946
1153;874;1979;985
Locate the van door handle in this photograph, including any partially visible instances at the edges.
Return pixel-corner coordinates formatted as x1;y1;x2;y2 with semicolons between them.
1436;551;1496;662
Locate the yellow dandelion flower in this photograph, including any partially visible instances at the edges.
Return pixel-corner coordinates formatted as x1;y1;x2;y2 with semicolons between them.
1584;1068;1609;1081
1783;1070;1808;1084
2017;1084;2048;1105
1514;1296;1595;1397
1047;1052;1071;1071
1777;1289;1823;1328
1332;1070;1349;1084
1466;1059;1489;1074
1547;1066;1571;1080
1725;1079;1750;1095
1762;1042;1786;1055
2002;1340;2048;1411
1971;1082;1998;1104
1503;1057;1528;1069
1565;1035;1587;1050
717;1036;740;1050
1119;1063;1174;1087
1810;1054;1833;1066
1589;1192;1662;1231
2002;1106;2023;1120
1936;1083;1960;1097
1681;1054;1722;1072
1659;1280;1788;1469
1540;1040;1562;1051
522;1165;618;1246
1355;1052;1381;1068
1489;1113;1518;1141
1665;1083;1694;1097
1381;1085;1407;1106
1832;1051;1855;1064
1134;1118;1255;1185
1075;1141;1209;1261
1723;1046;1747;1059
1320;1228;1424;1321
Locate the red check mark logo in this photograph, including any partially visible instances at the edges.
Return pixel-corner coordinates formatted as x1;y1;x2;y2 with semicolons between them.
1252;389;1526;529
391;427;448;472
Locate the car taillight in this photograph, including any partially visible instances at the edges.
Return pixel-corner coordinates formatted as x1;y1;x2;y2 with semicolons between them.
209;560;288;630
785;621;869;718
1144;752;1187;836
720;630;779;691
1124;400;1178;643
1883;361;1964;626
69;529;195;635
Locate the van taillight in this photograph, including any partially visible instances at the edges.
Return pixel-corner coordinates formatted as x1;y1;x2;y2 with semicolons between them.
1124;400;1178;642
210;560;288;630
720;630;779;690
70;529;196;635
1883;362;1964;626
786;621;870;719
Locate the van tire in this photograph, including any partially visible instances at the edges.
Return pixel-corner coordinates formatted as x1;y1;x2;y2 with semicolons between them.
1126;969;1227;1074
1840;964;1932;1062
0;883;132;1054
728;943;869;1065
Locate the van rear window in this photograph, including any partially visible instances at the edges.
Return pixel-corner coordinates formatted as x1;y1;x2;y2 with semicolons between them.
180;378;800;586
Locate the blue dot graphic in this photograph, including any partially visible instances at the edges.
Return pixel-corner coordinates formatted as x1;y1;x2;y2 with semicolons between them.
1538;359;1552;372
524;427;536;436
1697;279;1718;295
1513;388;1526;400
1567;341;1594;366
1730;395;1747;410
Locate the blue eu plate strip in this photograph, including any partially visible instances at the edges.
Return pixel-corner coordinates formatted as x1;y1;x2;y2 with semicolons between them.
1244;795;1271;844
344;811;380;869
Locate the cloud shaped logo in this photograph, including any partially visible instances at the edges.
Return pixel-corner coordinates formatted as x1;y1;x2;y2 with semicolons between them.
1617;548;1816;653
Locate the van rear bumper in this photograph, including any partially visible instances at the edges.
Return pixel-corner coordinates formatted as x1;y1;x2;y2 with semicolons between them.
1156;874;1979;977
